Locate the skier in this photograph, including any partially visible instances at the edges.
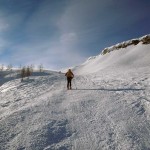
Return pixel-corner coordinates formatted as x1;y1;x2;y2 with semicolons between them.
65;69;74;90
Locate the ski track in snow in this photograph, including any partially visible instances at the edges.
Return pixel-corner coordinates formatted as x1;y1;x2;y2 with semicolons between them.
0;68;150;150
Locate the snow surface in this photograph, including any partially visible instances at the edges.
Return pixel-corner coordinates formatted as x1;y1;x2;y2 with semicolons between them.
0;36;150;150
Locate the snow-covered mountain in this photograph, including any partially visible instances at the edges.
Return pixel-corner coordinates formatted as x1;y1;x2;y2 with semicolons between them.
74;34;150;75
0;35;150;150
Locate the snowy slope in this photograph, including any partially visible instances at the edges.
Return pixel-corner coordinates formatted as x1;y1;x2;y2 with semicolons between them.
74;35;150;75
0;35;150;150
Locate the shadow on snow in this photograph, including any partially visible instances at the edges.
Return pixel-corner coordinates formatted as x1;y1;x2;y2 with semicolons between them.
72;88;145;91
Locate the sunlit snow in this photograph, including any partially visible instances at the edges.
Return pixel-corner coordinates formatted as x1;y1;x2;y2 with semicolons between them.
0;35;150;150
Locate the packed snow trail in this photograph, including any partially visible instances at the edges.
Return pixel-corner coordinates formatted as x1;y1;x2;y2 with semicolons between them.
0;68;150;150
64;70;150;150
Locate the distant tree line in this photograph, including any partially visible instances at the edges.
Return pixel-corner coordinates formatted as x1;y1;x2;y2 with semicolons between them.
0;64;13;71
0;63;44;81
20;64;44;81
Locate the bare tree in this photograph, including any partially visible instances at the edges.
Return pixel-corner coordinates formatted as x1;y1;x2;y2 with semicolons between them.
21;67;26;81
38;64;44;72
18;64;22;74
26;66;31;79
6;64;13;71
0;64;4;71
6;64;13;77
30;64;34;74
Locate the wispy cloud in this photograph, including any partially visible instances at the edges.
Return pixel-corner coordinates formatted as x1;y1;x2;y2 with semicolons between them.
2;0;86;69
0;19;9;32
0;0;150;69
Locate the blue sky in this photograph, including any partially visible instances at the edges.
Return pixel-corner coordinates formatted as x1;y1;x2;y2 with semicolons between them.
0;0;150;70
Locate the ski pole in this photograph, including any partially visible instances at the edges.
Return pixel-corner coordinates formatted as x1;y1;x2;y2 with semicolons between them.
73;78;77;89
65;77;67;89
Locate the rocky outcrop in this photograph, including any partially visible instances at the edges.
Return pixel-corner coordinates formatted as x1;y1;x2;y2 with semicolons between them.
101;34;150;55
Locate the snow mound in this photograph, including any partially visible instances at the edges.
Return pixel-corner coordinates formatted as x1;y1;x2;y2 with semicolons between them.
74;34;150;75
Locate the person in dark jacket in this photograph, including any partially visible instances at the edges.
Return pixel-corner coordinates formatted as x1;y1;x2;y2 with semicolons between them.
65;69;74;90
